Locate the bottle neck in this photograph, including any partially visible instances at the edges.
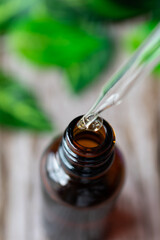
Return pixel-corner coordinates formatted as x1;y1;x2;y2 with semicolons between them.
58;116;116;180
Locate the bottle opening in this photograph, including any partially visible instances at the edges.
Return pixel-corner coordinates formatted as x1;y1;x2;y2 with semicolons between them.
65;116;116;159
77;114;103;131
73;123;106;149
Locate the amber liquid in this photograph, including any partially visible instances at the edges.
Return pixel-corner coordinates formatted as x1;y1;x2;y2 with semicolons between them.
41;117;125;240
73;124;106;148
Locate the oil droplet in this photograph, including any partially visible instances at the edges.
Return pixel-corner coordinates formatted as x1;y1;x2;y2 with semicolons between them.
77;114;103;132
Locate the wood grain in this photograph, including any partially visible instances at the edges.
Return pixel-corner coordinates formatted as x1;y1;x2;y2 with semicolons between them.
0;132;9;240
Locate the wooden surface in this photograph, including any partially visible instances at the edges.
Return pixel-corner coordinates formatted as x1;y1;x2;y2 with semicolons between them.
0;25;160;240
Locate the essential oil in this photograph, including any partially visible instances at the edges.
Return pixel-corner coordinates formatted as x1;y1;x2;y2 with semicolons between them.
40;116;125;240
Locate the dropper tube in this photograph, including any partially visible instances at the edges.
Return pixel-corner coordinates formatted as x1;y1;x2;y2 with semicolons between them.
78;23;160;131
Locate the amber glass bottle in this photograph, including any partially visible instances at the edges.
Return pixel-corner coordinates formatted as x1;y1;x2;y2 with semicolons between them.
40;116;125;240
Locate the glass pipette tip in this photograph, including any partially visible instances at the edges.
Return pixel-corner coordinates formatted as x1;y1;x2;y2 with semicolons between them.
78;23;160;131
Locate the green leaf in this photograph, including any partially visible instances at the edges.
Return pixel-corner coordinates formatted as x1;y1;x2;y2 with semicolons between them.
87;0;146;20
65;41;113;92
0;71;53;131
123;20;160;76
124;21;158;51
0;0;37;32
45;0;155;21
7;15;113;92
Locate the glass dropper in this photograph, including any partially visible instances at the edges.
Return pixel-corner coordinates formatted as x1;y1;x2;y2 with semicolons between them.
77;23;160;131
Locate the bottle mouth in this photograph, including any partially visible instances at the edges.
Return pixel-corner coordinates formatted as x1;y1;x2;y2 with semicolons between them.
66;116;115;157
60;116;116;178
77;114;103;132
73;120;106;149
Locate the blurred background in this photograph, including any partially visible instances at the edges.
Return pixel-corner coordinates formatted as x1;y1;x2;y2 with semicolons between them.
0;0;160;240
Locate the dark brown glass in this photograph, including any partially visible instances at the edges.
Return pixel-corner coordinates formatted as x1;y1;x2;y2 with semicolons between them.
40;116;125;240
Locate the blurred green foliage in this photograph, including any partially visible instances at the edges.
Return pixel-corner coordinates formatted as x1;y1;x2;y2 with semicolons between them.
0;0;37;33
7;14;112;92
124;20;160;75
0;0;159;131
0;71;52;131
45;0;159;20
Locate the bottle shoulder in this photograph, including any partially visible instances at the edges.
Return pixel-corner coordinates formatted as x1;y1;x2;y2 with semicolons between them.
40;137;125;208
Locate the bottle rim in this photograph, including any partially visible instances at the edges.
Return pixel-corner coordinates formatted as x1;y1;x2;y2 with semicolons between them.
66;115;116;158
